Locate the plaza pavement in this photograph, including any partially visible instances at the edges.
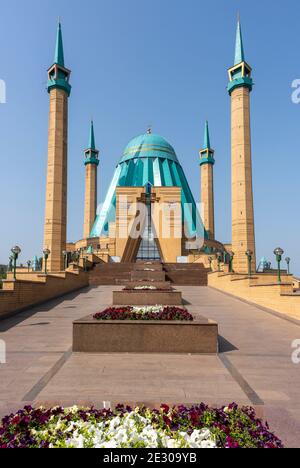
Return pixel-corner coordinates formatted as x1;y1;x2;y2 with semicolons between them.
0;285;300;447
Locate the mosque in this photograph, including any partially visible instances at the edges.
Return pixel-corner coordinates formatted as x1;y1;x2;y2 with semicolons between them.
44;20;255;274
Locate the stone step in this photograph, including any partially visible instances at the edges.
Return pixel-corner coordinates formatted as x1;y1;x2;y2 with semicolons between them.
89;262;209;286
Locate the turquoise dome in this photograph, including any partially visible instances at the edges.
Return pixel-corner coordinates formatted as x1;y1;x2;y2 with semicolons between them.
90;132;207;241
120;133;179;164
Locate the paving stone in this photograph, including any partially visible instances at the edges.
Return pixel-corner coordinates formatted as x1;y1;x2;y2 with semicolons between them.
0;285;300;447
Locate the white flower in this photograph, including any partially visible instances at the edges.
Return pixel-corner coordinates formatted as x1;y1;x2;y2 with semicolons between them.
42;408;217;449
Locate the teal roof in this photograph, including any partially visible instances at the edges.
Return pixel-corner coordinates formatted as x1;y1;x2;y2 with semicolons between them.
234;20;245;65
54;22;65;67
48;22;71;96
120;133;179;164
202;121;211;150
88;120;96;150
84;121;99;166
90;132;207;241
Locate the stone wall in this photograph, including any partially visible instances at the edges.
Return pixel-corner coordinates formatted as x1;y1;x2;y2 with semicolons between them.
0;270;89;320
208;272;300;321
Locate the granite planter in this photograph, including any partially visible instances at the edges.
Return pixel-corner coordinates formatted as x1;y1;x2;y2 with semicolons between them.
73;315;219;354
113;289;182;306
123;281;172;290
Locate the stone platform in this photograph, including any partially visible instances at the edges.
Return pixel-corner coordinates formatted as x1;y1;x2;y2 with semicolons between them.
73;314;218;354
121;281;172;290
113;289;182;305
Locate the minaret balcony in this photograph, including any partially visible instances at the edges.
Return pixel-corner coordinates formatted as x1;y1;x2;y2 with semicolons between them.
200;149;215;166
47;64;72;96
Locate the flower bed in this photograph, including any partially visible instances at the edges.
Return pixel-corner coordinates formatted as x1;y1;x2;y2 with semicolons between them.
0;404;283;449
93;306;193;322
124;286;170;292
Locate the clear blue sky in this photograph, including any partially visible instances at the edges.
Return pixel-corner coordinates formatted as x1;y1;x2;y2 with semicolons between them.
0;0;299;274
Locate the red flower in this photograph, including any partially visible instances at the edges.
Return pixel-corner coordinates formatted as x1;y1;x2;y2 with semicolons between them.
12;415;21;425
161;404;170;413
163;416;172;427
190;410;200;425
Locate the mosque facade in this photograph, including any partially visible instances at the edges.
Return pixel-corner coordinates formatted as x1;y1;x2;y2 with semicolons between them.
43;19;255;273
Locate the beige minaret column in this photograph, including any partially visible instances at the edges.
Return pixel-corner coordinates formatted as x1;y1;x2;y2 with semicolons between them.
83;121;99;239
200;121;215;240
43;23;71;271
228;19;256;273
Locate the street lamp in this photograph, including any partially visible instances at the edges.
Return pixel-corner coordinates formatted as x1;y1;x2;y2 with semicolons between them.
208;257;213;272
285;257;291;276
11;246;21;280
27;260;31;273
228;252;235;273
274;247;284;284
8;256;13;273
62;250;68;270
43;249;50;275
217;253;222;272
245;250;253;277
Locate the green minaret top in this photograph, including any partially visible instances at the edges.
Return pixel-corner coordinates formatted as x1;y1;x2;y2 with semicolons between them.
54;21;65;67
227;18;252;96
85;121;99;166
202;121;211;150
47;21;71;96
234;20;245;65
200;121;215;166
88;120;96;150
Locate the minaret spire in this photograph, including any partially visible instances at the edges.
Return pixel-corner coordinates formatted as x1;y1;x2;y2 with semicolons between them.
200;121;215;240
234;16;245;65
83;121;100;239
54;20;65;67
203;120;211;150
89;120;96;150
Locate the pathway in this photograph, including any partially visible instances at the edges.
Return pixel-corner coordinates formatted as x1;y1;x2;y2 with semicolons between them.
0;286;299;447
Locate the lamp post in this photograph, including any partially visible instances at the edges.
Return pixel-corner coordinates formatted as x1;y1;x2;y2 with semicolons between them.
8;256;13;273
217;254;222;272
27;261;31;273
74;249;81;266
229;252;234;273
62;251;68;271
83;256;88;272
11;246;21;280
274;247;284;284
285;257;291;275
208;257;213;272
43;249;50;275
245;250;253;278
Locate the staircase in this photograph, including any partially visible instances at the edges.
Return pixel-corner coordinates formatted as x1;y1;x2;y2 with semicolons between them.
89;262;209;286
164;263;209;286
89;263;135;286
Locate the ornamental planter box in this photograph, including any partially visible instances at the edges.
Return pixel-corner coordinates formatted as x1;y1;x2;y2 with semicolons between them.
73;315;219;354
123;281;172;290
131;270;166;282
133;264;163;272
113;290;182;306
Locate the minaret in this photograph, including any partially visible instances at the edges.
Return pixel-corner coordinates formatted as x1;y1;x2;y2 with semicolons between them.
200;121;215;240
43;22;71;271
83;121;99;239
228;18;256;273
